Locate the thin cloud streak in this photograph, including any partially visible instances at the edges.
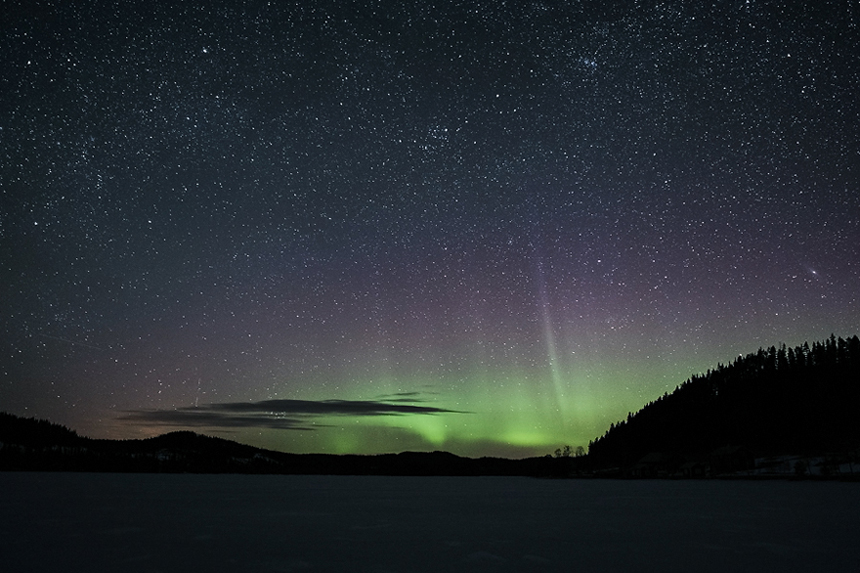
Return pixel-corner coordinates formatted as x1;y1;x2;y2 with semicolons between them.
121;396;469;431
120;409;322;431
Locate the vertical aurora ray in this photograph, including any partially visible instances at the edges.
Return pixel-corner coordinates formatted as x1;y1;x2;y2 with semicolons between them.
534;253;571;430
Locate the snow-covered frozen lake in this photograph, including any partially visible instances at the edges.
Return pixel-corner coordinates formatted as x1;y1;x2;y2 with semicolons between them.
2;472;857;572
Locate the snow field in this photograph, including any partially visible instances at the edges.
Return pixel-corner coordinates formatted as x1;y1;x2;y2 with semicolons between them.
1;473;858;572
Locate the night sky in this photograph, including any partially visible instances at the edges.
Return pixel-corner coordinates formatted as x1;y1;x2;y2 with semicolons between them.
2;1;858;458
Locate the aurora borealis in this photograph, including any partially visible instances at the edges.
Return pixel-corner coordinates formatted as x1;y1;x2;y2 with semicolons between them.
2;1;858;458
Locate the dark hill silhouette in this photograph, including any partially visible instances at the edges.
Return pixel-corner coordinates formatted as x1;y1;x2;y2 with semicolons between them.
0;412;80;448
0;412;577;476
587;334;860;471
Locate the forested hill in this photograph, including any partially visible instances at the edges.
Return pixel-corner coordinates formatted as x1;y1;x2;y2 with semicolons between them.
588;335;860;469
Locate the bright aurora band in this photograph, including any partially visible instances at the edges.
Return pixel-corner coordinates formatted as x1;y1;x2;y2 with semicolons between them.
1;1;858;458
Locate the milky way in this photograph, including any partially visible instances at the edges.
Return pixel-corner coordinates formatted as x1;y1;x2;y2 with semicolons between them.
2;1;858;457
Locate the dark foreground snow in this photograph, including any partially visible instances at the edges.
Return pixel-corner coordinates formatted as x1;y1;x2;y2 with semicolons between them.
1;473;858;572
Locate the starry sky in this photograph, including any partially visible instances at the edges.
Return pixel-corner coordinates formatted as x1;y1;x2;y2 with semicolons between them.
2;0;858;458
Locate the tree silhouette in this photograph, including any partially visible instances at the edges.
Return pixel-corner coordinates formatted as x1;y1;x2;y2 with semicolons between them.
588;334;860;470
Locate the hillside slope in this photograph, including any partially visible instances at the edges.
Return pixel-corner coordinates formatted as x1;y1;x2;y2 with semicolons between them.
588;335;860;469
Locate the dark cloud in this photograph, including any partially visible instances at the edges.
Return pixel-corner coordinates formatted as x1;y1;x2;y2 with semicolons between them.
373;391;439;403
120;409;322;431
121;397;469;431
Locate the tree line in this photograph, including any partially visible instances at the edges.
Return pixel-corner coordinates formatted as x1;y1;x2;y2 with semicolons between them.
587;334;860;469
